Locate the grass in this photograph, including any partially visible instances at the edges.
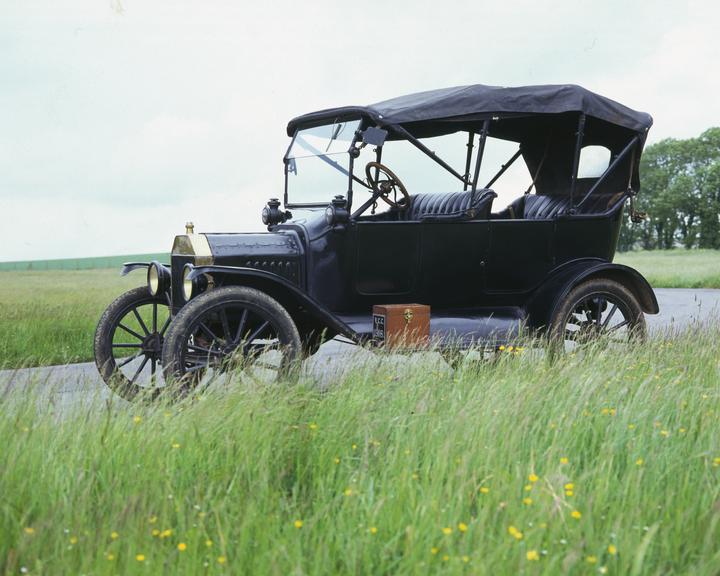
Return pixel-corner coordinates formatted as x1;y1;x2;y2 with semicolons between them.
1;330;719;574
0;249;718;368
615;249;720;289
0;270;140;367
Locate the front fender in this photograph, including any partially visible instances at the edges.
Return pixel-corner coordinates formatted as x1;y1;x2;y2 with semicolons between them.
187;265;357;341
525;259;659;331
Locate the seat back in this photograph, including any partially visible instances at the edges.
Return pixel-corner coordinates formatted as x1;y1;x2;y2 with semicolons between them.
516;193;626;219
400;189;496;221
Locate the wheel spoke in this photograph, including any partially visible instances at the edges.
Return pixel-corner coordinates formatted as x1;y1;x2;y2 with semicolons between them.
152;302;158;333
130;356;149;384
132;308;150;336
220;309;231;343
117;351;142;368
596;298;603;326
118;323;145;341
151;357;157;375
198;321;219;344
233;309;249;345
607;319;629;333
245;320;270;347
602;304;618;329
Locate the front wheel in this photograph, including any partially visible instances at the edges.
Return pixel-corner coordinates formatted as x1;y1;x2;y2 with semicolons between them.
161;286;302;395
548;278;646;353
94;287;171;401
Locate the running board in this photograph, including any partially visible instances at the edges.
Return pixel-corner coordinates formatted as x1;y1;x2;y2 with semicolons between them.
337;308;526;346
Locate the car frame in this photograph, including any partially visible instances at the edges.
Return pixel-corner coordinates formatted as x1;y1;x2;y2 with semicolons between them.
94;83;658;400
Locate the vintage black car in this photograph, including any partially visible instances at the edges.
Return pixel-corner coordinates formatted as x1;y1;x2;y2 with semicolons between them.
95;83;658;400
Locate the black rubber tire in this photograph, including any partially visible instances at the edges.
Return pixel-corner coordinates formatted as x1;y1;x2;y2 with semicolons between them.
94;286;170;402
161;286;302;393
548;278;646;350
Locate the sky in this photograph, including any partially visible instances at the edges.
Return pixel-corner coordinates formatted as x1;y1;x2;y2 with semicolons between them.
1;0;718;261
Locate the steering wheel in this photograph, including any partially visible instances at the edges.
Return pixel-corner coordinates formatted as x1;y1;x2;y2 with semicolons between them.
365;162;411;210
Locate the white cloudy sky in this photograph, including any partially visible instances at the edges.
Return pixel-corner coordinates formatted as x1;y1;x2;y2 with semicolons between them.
1;0;718;261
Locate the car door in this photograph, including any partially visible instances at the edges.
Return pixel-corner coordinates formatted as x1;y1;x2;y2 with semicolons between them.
419;220;489;308
351;220;422;306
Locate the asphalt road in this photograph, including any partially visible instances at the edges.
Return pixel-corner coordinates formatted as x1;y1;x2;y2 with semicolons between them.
2;288;719;409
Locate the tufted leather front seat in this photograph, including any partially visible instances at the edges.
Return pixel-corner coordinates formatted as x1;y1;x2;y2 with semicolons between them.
500;193;626;220
399;189;497;221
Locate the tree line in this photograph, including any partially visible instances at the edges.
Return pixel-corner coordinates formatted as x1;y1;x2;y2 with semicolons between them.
618;127;720;251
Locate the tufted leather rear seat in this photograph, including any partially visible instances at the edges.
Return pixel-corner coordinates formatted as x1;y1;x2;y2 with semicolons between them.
499;193;625;220
399;189;497;221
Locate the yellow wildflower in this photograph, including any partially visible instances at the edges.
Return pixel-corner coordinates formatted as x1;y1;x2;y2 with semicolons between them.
713;457;720;467
571;510;582;519
110;531;119;540
608;544;617;555
442;554;449;561
352;443;357;450
334;457;340;464
217;556;227;564
431;547;439;555
523;497;533;506
442;527;453;535
560;457;569;464
177;543;186;552
133;416;142;424
106;553;115;561
564;483;574;490
205;539;213;547
172;443;180;449
344;488;354;496
565;490;574;497
636;458;644;466
309;423;318;430
412;473;419;480
369;526;378;534
527;550;540;561
628;424;636;430
479;486;490;494
660;430;670;437
586;555;597;564
294;520;303;529
148;516;157;524
151;529;160;537
160;529;172;538
136;554;145;562
23;527;35;535
528;473;539;483
524;484;533;492
508;525;523;540
458;522;468;533
69;536;78;544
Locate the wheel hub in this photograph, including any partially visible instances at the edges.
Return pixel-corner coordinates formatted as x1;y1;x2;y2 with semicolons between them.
142;332;163;356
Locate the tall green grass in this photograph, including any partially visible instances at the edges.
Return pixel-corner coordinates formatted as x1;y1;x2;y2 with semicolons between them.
2;330;719;574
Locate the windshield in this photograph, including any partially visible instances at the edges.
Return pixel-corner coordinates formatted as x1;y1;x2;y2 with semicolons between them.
285;119;361;206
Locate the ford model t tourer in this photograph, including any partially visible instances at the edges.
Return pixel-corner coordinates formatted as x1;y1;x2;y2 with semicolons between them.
95;83;658;400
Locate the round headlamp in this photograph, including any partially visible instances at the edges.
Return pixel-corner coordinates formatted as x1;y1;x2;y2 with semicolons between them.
147;262;170;296
182;266;194;301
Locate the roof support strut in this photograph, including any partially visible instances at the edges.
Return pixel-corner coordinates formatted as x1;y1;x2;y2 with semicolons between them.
471;120;490;193
569;113;586;207
388;124;466;184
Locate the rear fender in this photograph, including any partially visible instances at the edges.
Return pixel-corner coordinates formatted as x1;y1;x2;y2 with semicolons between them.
187;265;355;341
526;260;659;331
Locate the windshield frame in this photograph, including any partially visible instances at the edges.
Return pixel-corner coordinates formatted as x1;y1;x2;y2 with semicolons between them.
283;117;366;209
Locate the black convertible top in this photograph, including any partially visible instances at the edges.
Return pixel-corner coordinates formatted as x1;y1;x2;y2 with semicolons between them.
287;83;653;136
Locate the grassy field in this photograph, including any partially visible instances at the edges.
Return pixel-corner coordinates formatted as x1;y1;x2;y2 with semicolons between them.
0;270;140;368
615;249;720;289
0;249;718;368
1;330;719;574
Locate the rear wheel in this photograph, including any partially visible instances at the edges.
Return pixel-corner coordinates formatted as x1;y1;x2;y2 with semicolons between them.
548;278;646;353
162;286;302;395
94;287;171;401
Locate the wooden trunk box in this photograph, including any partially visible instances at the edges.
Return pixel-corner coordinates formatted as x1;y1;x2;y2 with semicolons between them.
372;304;430;349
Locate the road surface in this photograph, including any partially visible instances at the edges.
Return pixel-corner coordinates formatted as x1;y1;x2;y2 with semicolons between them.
2;288;718;409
